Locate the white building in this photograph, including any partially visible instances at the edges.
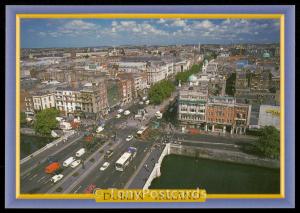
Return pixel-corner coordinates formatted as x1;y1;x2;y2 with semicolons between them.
55;87;82;116
32;92;56;111
258;105;280;130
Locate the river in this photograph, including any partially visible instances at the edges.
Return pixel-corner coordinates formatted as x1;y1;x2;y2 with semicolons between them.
149;154;280;194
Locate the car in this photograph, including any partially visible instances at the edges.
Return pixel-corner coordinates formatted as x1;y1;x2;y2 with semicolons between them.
116;114;121;118
70;160;81;168
84;184;97;194
126;135;133;141
96;126;104;133
117;109;124;113
104;150;114;159
100;162;110;171
139;101;144;105
145;100;150;105
124;110;130;115
51;174;64;183
47;156;58;164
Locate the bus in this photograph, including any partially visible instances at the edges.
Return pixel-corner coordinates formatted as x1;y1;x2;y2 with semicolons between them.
115;147;137;171
136;126;148;138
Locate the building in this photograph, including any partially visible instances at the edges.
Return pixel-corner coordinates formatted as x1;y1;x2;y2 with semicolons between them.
55;87;82;116
249;70;271;92
258;105;280;130
177;76;251;134
117;78;133;105
235;72;250;96
32;92;56;111
206;96;251;134
80;81;109;118
178;82;209;130
147;61;167;85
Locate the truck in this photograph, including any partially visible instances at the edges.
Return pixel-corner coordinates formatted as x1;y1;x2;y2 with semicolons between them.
75;148;85;157
44;162;60;174
63;157;75;167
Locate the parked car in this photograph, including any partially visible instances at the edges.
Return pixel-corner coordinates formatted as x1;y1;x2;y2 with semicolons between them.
126;135;133;142
117;109;124;113
70;160;81;168
139;101;144;105
116;114;121;118
100;162;110;171
51;174;64;183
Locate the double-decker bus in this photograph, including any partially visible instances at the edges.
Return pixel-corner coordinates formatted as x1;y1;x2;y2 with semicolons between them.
115;147;137;171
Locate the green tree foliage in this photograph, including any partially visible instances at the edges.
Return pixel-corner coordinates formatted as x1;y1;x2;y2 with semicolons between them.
225;73;236;96
34;108;59;135
255;126;280;159
21;112;27;125
175;64;202;84
148;80;175;105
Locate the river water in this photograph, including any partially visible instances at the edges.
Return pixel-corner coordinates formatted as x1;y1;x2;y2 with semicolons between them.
149;154;280;194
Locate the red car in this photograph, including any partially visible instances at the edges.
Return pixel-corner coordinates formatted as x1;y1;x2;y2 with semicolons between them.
84;184;96;194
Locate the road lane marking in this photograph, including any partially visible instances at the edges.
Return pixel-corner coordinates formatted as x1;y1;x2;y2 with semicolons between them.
74;185;82;193
37;176;46;183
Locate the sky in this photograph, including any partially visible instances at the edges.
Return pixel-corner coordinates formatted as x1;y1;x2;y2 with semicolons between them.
21;18;280;48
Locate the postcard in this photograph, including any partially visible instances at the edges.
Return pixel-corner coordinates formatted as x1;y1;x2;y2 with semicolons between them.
5;5;295;208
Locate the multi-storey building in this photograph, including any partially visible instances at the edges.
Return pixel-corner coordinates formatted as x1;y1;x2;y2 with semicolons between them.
206;96;251;134
55;87;82;116
117;78;133;105
178;76;251;134
32;92;56;111
178;84;208;130
80;81;109;118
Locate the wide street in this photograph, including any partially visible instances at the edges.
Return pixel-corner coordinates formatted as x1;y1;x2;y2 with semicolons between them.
20;88;259;194
20;93;174;194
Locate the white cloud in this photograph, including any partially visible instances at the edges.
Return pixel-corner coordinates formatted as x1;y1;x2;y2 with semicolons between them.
171;19;187;27
191;20;214;30
62;20;96;30
157;19;166;24
38;32;47;36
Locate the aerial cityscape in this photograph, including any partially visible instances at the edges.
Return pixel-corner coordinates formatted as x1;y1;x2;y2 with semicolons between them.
20;18;281;194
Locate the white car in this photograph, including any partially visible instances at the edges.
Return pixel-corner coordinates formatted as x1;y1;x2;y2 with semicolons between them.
145;100;150;105
51;174;64;183
117;109;124;113
126;135;133;141
100;162;110;171
96;126;104;133
124;110;130;115
139;101;144;105
70;160;81;168
116;114;121;118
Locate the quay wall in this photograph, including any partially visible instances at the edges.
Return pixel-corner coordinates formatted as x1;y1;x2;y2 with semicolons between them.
143;143;279;189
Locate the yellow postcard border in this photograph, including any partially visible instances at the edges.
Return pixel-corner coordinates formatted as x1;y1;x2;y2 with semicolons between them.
15;13;285;200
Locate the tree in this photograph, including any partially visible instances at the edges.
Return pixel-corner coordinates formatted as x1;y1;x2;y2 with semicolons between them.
175;63;202;84
34;108;59;135
255;126;280;159
148;80;175;105
225;73;236;96
21;112;27;126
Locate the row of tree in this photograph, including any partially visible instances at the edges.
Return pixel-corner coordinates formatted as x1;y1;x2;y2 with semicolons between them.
148;80;175;105
175;63;202;84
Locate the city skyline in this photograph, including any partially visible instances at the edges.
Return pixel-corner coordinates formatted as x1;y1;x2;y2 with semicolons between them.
21;18;280;48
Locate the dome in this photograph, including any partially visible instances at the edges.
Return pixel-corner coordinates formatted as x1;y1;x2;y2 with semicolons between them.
188;74;198;82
